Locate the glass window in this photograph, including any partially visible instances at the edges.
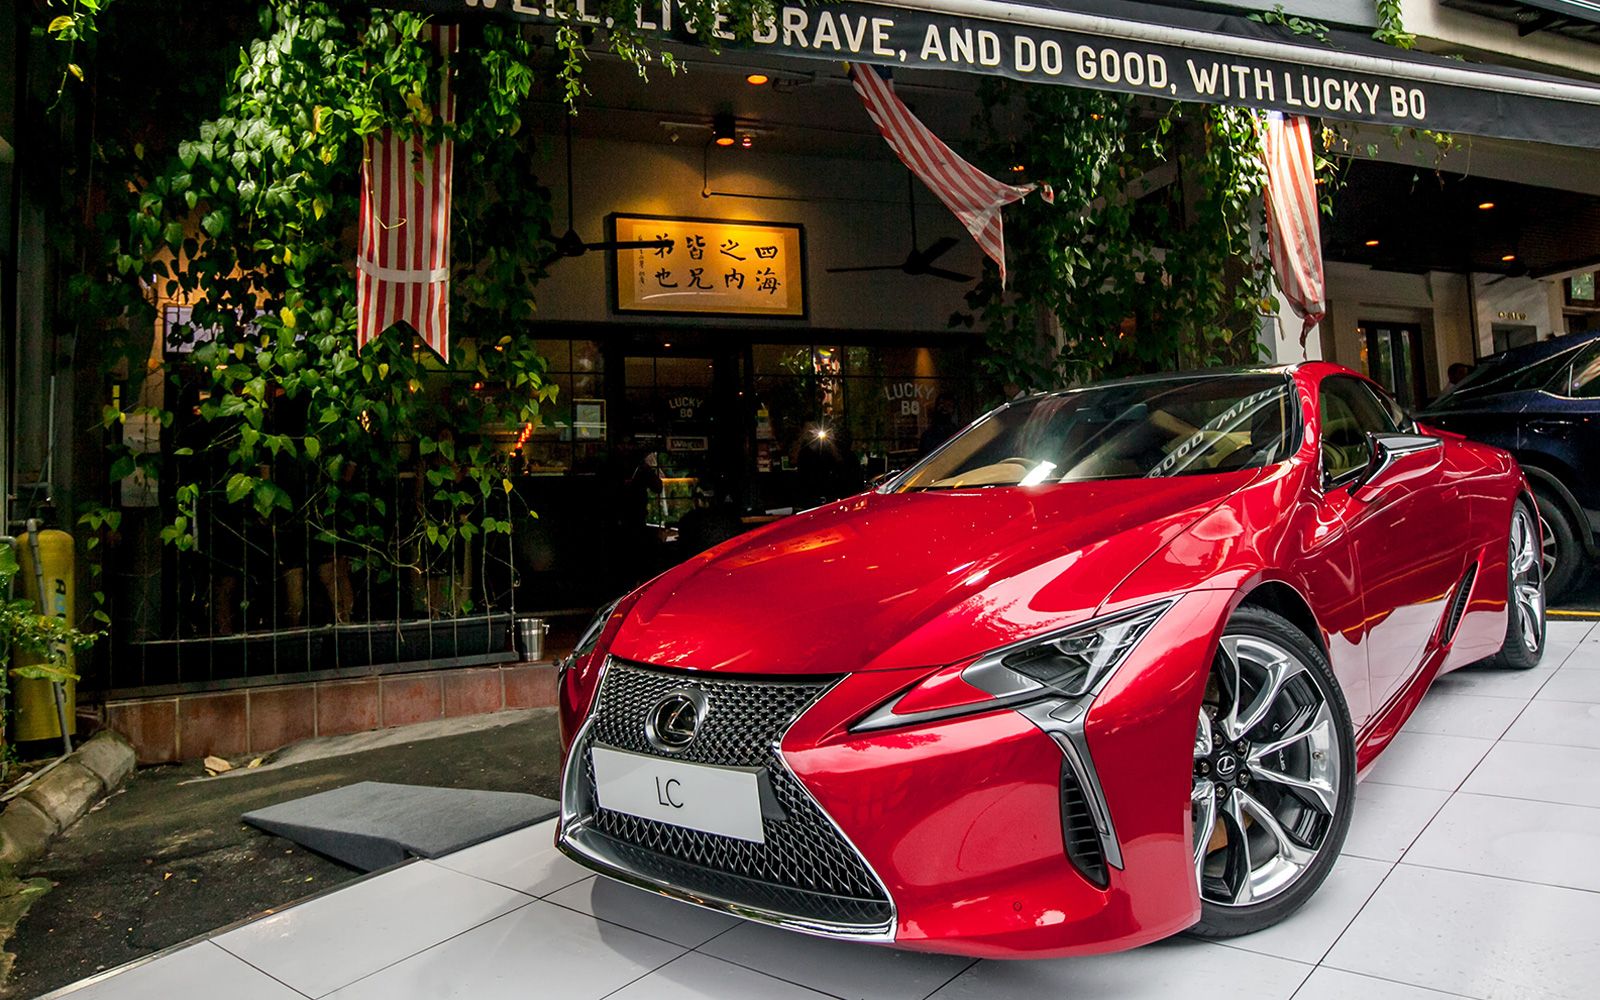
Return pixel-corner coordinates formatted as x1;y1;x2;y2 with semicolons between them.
1569;341;1600;398
1321;377;1397;484
895;374;1295;490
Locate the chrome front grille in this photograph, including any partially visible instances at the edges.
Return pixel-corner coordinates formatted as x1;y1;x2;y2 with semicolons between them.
562;659;894;935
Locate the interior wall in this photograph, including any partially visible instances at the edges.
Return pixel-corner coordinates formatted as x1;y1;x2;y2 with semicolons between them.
1472;272;1565;354
530;133;981;335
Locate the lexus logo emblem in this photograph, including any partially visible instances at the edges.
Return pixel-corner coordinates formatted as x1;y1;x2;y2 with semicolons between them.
645;688;707;753
1214;754;1238;780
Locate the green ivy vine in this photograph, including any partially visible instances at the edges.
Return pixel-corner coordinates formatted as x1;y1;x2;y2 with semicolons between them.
75;0;566;612
1373;0;1417;50
958;83;1274;393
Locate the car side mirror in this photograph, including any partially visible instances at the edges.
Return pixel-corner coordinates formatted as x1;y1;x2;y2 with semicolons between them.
1352;432;1443;502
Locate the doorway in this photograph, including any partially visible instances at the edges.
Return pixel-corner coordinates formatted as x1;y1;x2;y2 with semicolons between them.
1361;321;1427;411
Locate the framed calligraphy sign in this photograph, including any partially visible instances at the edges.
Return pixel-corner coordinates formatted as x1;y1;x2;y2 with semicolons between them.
609;214;807;319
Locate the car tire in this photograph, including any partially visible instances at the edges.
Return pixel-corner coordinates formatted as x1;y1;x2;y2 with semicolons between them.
1188;606;1356;939
1490;499;1547;670
1534;487;1588;604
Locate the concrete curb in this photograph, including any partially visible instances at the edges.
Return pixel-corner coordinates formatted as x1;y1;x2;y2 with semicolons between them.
0;732;137;870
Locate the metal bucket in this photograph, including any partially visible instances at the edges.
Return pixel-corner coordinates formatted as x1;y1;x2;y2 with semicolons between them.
516;616;548;661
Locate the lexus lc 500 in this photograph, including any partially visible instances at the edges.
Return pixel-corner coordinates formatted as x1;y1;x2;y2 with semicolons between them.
555;363;1543;958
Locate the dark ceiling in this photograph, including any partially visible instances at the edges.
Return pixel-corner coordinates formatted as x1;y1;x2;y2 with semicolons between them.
1324;158;1600;277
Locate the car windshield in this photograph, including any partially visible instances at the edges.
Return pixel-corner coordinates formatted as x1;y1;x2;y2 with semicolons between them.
1432;339;1591;409
896;374;1298;490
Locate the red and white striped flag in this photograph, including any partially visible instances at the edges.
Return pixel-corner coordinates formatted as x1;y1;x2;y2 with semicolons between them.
850;64;1034;287
357;24;459;361
1260;112;1325;345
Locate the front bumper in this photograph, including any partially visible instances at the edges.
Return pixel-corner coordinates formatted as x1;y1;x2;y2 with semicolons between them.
557;590;1233;958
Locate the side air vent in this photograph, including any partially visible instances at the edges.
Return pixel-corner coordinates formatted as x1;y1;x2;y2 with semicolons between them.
1060;761;1109;887
1442;563;1478;645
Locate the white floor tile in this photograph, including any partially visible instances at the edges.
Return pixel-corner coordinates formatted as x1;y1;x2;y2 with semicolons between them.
698;921;969;1000
1542;621;1594;646
607;953;835;1000
1293;967;1475;1000
546;876;739;948
1553;643;1600;668
1222;855;1392;965
1503;699;1600;750
323;899;683;1000
927;936;1309;1000
1536;669;1600;704
1429;664;1551;700
1343;782;1451;862
44;942;302;1000
1399;693;1527;739
432;821;590;898
1325;864;1600;1000
213;861;529;998
1404;792;1600;892
1361;732;1496;791
1462;741;1600;808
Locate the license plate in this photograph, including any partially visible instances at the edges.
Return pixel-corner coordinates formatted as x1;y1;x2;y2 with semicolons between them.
591;744;767;844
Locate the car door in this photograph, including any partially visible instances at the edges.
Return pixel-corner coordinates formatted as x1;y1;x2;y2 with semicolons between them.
1319;376;1469;712
1522;339;1600;536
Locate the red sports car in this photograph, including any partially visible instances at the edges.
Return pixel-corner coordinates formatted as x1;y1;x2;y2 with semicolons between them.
555;363;1544;958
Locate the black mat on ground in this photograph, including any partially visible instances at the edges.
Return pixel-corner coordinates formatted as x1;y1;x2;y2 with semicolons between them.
242;781;558;872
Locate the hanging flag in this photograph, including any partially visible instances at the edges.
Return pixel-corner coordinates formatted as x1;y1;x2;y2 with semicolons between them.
357;24;459;361
1260;112;1326;346
849;64;1034;287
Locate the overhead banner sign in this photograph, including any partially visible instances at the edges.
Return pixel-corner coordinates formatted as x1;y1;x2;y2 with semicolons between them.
392;0;1600;149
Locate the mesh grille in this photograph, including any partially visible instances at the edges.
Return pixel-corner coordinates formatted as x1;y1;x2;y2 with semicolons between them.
574;660;891;925
1060;761;1109;887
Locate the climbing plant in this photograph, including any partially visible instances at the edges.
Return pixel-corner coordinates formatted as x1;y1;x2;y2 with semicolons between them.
958;82;1274;394
1372;0;1417;50
73;0;571;611
44;0;784;108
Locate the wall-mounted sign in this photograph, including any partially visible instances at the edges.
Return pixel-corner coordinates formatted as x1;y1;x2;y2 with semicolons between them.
1496;311;1529;321
611;214;806;319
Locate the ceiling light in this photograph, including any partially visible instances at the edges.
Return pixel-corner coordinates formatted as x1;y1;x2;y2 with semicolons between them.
712;112;736;147
1364;239;1380;247
1478;201;1496;210
741;134;753;149
746;73;770;86
1501;253;1517;262
1011;164;1025;173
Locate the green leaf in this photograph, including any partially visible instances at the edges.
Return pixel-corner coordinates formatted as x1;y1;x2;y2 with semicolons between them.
225;473;255;504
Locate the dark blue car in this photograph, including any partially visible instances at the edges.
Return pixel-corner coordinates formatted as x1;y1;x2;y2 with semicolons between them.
1418;331;1600;601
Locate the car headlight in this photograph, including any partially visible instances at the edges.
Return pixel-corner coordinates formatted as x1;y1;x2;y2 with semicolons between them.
853;599;1175;732
560;596;623;679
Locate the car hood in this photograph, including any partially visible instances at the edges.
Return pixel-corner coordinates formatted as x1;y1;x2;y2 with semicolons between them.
609;471;1260;675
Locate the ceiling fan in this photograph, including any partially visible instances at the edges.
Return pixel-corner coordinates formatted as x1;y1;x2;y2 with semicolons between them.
543;116;672;268
827;172;974;283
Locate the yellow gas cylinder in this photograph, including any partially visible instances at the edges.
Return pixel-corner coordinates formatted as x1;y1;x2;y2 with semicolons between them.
12;530;77;741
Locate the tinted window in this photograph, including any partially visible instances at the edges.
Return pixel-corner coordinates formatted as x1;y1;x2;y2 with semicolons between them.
1321;377;1396;484
1566;342;1600;398
1434;341;1589;408
895;375;1296;490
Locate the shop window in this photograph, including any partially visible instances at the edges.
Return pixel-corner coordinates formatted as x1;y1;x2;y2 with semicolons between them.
521;339;605;475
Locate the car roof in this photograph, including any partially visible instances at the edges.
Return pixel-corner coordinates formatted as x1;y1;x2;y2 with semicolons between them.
1031;365;1297;399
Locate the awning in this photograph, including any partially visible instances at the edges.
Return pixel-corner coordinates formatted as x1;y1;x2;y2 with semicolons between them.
400;0;1600;148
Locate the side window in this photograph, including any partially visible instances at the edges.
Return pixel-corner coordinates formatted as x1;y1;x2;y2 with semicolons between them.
1320;377;1397;484
1566;342;1600;399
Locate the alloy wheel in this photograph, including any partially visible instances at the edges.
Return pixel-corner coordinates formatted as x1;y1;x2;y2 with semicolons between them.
1512;506;1546;655
1192;635;1342;907
1537;511;1558;581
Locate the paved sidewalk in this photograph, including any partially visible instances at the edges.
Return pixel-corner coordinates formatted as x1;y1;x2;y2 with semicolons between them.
39;621;1600;1000
7;710;560;999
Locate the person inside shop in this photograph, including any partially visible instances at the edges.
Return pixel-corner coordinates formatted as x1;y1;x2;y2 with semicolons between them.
1447;362;1473;388
919;396;961;457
